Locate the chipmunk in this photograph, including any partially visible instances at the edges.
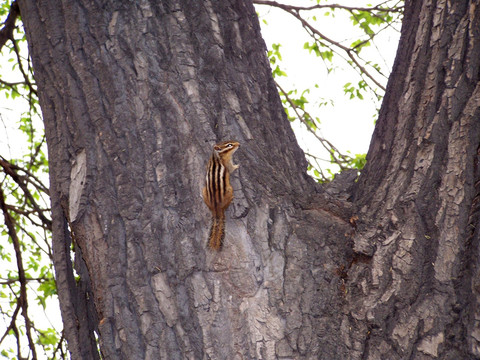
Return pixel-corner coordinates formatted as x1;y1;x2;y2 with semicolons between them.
202;140;240;250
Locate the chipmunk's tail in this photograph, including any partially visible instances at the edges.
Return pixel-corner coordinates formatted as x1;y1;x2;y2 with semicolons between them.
208;212;225;250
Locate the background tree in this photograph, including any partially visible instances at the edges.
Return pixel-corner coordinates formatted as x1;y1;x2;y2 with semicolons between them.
0;1;66;358
3;0;480;359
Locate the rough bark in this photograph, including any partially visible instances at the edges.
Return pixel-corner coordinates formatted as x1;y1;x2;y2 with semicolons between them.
17;0;480;359
350;1;480;358
19;0;350;358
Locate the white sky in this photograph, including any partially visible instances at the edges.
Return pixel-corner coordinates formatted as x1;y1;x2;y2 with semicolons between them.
0;2;402;170
255;1;401;174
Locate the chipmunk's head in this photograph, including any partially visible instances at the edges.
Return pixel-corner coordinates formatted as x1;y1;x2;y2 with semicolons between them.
214;140;240;155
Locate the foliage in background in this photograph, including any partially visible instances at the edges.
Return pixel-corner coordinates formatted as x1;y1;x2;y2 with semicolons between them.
255;0;403;181
0;1;67;359
0;0;402;358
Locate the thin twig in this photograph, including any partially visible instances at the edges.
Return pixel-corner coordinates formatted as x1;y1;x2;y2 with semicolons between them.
0;187;38;359
11;36;38;97
0;157;52;230
253;0;403;13
292;9;387;91
0;301;21;344
255;0;404;92
1;155;50;194
0;78;25;87
0;276;50;285
275;80;351;169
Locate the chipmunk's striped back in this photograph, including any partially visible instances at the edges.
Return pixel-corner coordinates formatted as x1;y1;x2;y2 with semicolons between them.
205;151;226;215
202;141;240;250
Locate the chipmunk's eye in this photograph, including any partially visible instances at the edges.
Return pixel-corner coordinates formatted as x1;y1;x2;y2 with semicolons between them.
227;144;233;147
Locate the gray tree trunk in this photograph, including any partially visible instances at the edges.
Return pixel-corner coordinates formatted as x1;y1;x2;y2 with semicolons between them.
18;0;480;359
348;1;480;359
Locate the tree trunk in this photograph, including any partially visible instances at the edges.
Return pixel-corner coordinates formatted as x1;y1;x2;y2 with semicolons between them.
347;1;480;359
18;0;480;359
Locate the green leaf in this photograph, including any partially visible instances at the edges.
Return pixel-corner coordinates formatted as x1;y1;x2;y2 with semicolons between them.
351;39;371;52
352;154;367;169
272;65;287;78
36;328;58;346
319;50;333;62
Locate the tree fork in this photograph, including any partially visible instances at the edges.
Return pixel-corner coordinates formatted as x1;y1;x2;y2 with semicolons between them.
18;0;480;359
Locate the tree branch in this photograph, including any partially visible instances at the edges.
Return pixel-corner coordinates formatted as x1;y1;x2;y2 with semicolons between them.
275;80;352;170
0;78;24;87
279;6;388;91
11;36;38;97
0;301;21;345
0;157;52;230
1;155;50;195
0;186;38;360
0;1;19;51
50;331;66;359
0;276;50;285
253;0;403;13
